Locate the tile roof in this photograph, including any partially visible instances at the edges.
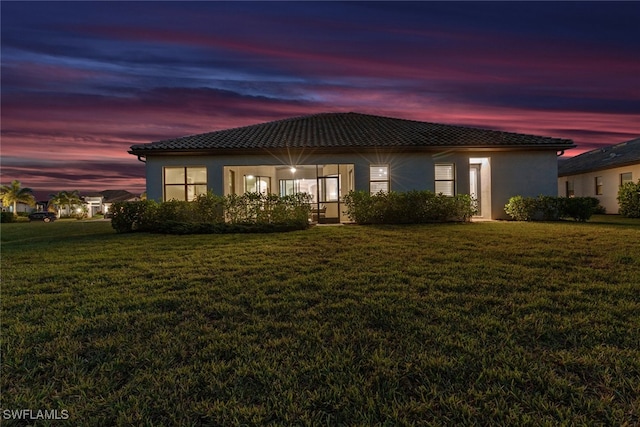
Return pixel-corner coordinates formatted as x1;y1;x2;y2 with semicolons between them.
100;190;139;203
558;137;640;176
81;190;139;202
129;112;574;154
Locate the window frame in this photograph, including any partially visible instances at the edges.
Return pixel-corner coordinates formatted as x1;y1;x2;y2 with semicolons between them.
244;175;271;194
595;176;603;195
434;163;456;196
279;179;301;197
163;166;207;202
620;172;633;186
369;164;390;194
565;180;575;198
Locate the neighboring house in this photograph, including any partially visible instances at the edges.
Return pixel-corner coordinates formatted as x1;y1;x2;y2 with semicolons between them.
0;200;33;214
82;190;140;217
558;138;640;214
129;112;574;221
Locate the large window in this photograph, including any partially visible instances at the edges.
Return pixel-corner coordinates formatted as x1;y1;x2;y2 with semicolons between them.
164;166;207;201
621;172;633;186
279;179;301;196
370;165;389;194
435;163;455;196
244;175;270;194
595;176;603;195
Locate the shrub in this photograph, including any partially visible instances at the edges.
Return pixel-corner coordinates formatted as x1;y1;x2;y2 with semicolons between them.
563;197;600;222
74;205;88;220
342;190;476;224
268;193;312;227
110;200;159;233
223;192;311;226
618;180;640;218
536;195;564;221
0;212;15;223
342;191;376;224
156;200;194;223
504;195;602;222
111;193;311;234
504;196;539;221
192;191;224;223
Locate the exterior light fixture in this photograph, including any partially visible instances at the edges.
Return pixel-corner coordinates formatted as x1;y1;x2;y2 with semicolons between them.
290;167;297;173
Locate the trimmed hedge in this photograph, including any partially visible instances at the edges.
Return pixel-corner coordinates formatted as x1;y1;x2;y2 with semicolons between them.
342;190;476;224
0;212;16;223
110;192;312;234
504;195;602;222
617;180;640;218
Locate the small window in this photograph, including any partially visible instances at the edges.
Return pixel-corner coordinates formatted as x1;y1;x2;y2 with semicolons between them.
435;164;455;196
595;176;603;195
621;172;633;186
164;166;207;201
370;165;389;194
565;180;575;198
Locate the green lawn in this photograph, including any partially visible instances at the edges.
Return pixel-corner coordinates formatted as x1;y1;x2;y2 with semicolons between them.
1;217;639;426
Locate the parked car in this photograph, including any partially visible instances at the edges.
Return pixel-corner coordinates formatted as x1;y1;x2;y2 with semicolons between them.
28;212;57;223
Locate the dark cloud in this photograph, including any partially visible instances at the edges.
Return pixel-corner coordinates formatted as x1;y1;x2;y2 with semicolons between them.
1;1;639;194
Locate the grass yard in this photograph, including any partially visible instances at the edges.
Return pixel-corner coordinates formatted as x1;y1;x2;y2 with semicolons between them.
1;217;639;426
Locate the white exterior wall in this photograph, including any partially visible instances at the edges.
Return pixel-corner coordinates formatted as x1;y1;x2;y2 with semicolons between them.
144;149;559;220
558;163;640;214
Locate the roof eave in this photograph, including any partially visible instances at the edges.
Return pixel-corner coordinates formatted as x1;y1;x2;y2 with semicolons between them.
129;143;575;157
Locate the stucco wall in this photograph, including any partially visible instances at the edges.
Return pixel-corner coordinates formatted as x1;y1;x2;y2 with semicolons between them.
144;149;560;220
558;163;640;214
489;151;559;219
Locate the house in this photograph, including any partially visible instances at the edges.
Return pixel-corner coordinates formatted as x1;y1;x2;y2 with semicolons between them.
129;112;574;221
82;190;140;217
0;200;33;214
558;137;640;214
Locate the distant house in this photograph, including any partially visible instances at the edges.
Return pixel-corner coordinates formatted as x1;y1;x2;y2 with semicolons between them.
558;138;640;214
82;190;140;217
129;112;574;221
0;200;33;214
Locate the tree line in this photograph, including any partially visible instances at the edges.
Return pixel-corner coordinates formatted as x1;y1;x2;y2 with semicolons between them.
0;180;83;217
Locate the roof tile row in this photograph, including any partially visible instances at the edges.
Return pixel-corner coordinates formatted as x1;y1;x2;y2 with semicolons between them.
129;112;574;153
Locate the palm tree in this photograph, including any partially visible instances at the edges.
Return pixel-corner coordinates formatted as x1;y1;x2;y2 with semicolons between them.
0;180;36;216
49;192;65;217
49;190;82;217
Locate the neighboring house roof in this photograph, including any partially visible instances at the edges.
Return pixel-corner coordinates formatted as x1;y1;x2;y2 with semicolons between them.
99;190;138;203
82;190;139;203
129;112;574;155
558;137;640;176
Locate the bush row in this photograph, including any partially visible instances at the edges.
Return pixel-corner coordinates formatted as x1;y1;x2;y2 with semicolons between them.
0;212;15;223
110;192;312;234
504;195;603;222
342;190;476;224
617;180;640;218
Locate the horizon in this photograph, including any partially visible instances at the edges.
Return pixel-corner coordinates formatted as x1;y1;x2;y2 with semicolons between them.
2;1;639;197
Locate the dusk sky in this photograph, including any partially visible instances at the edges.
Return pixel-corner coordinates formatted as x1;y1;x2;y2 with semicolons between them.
2;1;639;198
